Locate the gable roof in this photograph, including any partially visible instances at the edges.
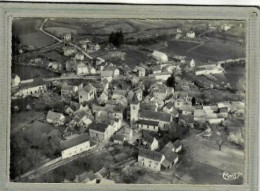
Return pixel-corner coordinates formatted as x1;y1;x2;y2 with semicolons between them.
89;123;109;133
81;84;95;93
137;120;159;126
139;110;172;122
113;134;125;142
66;102;80;112
160;147;178;163
46;111;64;121
19;78;47;90
140;102;158;111
130;94;139;104
139;149;163;162
60;133;89;150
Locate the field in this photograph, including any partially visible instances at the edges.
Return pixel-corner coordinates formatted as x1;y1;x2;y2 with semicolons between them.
89;45;150;68
18;31;57;49
13;19;58;49
44;27;79;37
161;39;245;62
190;41;245;61
13;18;44;35
177;130;244;185
12;65;60;80
161;40;201;55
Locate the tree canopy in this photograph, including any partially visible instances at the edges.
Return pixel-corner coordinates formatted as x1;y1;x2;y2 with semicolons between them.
108;31;124;47
166;74;176;89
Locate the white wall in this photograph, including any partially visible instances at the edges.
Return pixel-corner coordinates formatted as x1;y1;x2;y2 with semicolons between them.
62;141;90;159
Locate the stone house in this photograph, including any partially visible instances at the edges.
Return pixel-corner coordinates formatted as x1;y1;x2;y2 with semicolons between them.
138;149;165;171
46;110;66;126
60;133;90;159
79;84;96;103
89;123;115;141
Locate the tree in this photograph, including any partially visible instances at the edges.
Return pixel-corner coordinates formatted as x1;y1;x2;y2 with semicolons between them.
12;34;21;55
191;97;196;106
108;30;124;47
166;74;176;89
215;137;225;151
214;127;228;151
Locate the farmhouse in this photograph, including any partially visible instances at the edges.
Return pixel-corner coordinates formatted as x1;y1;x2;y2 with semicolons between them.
103;66;120;77
195;64;224;75
12;79;47;99
164;140;182;153
76;63;89;75
138;149;165;171
65;101;80;115
141;134;159;151
48;61;61;70
97;90;109;105
151;65;162;74
175;33;182;39
160;146;179;170
75;52;85;61
60;133;91;159
89;123;114;141
189;59;196;68
163;102;175;113
46;110;66;126
79;84;96;103
218;107;229;118
152;51;168;63
69;110;92;129
186;31;196;38
11;74;20;87
110;118;122;132
133;66;146;77
149;72;172;81
64;33;72;41
63;46;77;56
88;66;96;74
61;83;78;98
113;134;125;144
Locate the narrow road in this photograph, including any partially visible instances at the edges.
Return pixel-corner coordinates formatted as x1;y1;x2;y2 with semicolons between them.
43;75;101;82
15;144;103;182
41;18;93;60
39;18;63;43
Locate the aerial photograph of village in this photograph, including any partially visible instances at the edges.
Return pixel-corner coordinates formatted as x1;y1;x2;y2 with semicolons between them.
10;18;246;184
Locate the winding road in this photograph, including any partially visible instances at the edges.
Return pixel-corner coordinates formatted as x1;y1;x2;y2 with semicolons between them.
40;18;93;60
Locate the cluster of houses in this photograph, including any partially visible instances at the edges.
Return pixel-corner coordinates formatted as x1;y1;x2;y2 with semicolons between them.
12;36;245;175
